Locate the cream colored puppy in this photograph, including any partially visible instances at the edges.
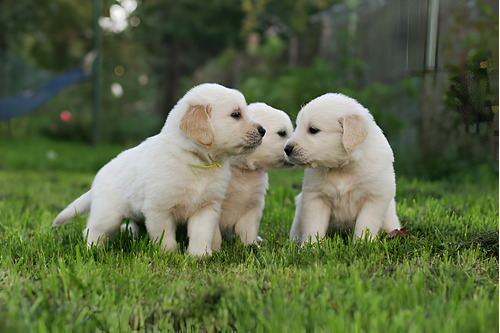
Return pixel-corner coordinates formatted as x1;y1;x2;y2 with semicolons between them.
284;93;400;244
52;83;265;256
213;103;294;247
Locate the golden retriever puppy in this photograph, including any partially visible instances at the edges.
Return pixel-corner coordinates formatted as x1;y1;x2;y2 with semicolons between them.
212;103;294;248
284;93;401;244
53;83;265;256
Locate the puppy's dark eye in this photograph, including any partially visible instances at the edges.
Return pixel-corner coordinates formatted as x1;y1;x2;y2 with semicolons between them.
309;126;319;134
231;112;241;119
277;131;287;137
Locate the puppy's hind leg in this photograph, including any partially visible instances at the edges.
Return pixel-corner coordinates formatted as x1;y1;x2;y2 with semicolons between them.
212;227;222;252
289;194;303;243
84;206;124;249
353;199;391;242
381;198;401;232
234;207;262;245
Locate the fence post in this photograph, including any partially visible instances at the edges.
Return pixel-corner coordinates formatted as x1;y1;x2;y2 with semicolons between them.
419;0;441;162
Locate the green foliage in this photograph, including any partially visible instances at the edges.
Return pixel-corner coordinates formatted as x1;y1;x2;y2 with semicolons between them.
445;51;495;133
139;0;245;48
0;138;498;331
257;35;288;60
0;0;92;71
242;58;416;137
242;0;340;35
443;0;499;135
1;109;163;146
416;149;499;181
1;0;164;144
0;137;125;173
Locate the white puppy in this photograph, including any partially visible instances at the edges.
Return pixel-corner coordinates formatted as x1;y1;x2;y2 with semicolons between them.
52;83;265;256
284;93;400;244
213;103;294;247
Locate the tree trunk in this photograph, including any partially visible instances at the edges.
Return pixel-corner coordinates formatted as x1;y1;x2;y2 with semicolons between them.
418;72;448;162
163;41;182;120
319;13;333;59
288;34;299;68
231;49;242;88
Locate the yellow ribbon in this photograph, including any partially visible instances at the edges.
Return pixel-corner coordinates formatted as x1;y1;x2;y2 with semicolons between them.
188;162;222;169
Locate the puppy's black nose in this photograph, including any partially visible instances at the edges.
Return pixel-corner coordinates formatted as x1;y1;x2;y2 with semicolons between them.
257;126;266;137
284;144;294;156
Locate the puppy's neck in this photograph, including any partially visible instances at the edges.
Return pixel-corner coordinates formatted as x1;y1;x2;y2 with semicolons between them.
187;148;218;166
230;163;266;178
320;148;363;170
229;155;266;173
172;138;219;166
322;159;358;176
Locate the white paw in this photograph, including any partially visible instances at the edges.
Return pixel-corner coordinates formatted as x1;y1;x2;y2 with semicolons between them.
120;222;140;239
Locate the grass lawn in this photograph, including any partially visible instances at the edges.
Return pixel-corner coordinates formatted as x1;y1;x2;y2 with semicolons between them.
0;137;498;332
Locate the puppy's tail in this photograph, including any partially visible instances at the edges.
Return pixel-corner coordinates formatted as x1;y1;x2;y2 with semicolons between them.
52;190;92;226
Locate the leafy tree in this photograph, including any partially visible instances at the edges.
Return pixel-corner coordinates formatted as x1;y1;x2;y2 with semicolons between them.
446;51;495;134
242;0;339;67
444;2;498;134
136;0;245;118
0;0;92;72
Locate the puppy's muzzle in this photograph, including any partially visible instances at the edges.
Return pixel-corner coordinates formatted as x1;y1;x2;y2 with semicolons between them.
284;143;304;165
245;124;266;149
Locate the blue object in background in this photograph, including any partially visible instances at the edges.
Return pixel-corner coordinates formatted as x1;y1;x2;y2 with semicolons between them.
0;68;90;121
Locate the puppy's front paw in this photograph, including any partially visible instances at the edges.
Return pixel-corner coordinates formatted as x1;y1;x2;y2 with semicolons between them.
161;241;178;254
188;244;212;257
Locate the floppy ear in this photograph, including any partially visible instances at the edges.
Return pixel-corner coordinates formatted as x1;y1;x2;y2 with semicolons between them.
339;115;368;152
180;104;214;146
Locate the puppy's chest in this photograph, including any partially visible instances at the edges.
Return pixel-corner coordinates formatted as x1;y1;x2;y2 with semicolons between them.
224;172;266;208
322;177;360;199
157;168;230;215
320;177;367;222
183;171;228;202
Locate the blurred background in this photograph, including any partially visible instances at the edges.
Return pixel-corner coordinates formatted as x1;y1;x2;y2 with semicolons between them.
0;0;498;178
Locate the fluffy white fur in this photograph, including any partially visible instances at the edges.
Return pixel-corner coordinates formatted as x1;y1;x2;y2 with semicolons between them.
52;83;265;256
285;93;401;244
213;103;294;247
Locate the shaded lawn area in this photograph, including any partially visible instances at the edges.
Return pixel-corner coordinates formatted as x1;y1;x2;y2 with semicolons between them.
0;137;498;332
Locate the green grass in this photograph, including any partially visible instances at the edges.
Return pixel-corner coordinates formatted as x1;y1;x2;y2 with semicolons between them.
0;137;498;332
